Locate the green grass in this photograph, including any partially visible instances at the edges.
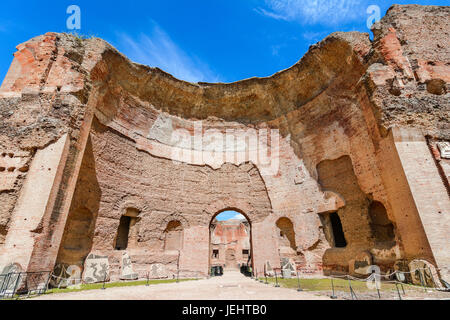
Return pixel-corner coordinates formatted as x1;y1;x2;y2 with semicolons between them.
257;277;422;293
44;278;198;295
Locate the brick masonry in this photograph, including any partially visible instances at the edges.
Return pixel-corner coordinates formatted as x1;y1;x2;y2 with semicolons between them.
0;5;448;286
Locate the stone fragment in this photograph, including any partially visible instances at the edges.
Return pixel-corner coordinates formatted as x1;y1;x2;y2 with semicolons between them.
264;261;274;277
409;259;441;288
282;269;292;279
437;142;450;159
82;253;110;284
0;263;23;294
149;263;167;279
50;263;83;288
120;252;138;280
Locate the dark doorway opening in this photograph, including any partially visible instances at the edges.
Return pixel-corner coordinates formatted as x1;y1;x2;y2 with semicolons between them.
115;216;131;250
330;212;347;248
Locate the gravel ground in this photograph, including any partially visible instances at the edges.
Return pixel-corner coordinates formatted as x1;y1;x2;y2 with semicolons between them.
31;270;449;300
32;271;330;300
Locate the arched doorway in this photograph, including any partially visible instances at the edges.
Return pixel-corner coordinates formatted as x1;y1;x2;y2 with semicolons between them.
209;209;253;276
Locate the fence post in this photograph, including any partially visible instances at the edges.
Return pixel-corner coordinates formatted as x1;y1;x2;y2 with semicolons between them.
263;263;267;284
395;283;402;300
44;271;52;295
296;270;303;292
347;276;357;300
101;272;107;290
330;277;337;299
12;273;22;299
176;249;181;283
418;270;427;292
274;269;280;287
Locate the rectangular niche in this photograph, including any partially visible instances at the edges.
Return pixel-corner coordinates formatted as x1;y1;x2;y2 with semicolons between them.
319;212;347;248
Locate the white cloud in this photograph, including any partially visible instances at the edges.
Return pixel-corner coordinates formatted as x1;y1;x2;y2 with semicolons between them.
256;0;368;25
302;30;329;42
232;214;246;221
116;21;222;83
253;7;289;21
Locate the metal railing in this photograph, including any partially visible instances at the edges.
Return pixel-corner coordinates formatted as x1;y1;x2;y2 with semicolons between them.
0;271;51;299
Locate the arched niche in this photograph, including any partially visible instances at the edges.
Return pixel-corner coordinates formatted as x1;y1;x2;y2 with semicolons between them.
369;201;395;244
276;217;297;252
164;220;183;251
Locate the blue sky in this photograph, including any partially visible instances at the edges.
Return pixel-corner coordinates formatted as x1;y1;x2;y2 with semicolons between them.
0;1;447;84
215;211;246;222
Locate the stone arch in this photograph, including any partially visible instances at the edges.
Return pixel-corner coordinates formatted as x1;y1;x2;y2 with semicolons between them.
204;199;258;225
113;195;148;218
210;207;252;225
160;213;190;232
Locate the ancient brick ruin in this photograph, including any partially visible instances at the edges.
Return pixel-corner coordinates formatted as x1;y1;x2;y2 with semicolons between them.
0;5;448;287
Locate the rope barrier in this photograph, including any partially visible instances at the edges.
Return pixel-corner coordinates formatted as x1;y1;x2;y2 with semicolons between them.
267;266;448;299
261;268;441;300
2;266;444;300
50;271;189;289
319;276;440;292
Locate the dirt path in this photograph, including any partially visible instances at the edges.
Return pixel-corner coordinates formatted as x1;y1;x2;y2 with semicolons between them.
34;270;330;300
